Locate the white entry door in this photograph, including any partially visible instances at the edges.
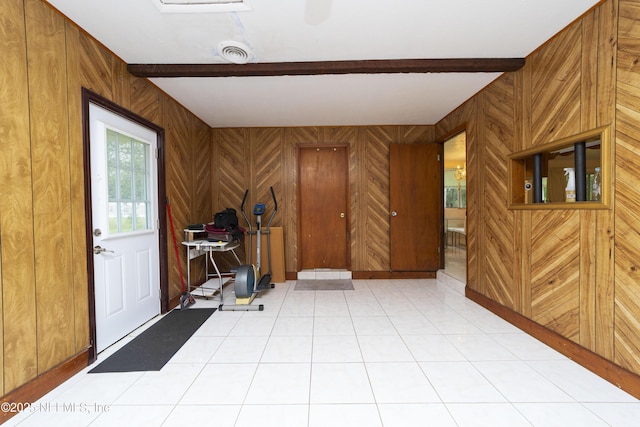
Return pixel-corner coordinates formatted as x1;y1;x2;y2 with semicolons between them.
89;103;160;353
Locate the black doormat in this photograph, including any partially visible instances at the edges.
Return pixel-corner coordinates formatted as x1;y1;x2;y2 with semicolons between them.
294;279;354;291
89;308;216;373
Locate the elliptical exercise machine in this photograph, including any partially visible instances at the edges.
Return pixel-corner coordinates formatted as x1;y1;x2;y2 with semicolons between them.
219;187;277;311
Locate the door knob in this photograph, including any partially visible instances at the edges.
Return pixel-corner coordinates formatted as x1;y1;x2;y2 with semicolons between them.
340;212;345;218
391;211;398;217
93;245;114;255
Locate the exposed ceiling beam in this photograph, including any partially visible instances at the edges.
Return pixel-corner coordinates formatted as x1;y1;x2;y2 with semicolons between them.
127;58;525;78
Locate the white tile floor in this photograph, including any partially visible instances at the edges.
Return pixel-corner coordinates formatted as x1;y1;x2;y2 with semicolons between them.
5;277;640;427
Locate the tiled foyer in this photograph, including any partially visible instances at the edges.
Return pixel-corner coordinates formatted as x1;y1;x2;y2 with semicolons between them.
4;257;640;426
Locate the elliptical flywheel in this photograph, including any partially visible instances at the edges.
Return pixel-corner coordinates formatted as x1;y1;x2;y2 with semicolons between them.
234;264;256;298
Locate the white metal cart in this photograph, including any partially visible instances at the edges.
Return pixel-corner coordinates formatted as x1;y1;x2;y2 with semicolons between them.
181;233;242;302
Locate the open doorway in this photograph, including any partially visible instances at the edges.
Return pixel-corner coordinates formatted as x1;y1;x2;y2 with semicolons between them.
443;131;466;283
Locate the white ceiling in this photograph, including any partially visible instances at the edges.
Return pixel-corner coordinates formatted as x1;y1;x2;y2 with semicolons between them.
45;0;601;128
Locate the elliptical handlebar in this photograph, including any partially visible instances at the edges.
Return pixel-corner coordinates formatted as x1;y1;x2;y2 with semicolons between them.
266;186;278;227
240;189;249;211
240;189;251;231
270;186;277;212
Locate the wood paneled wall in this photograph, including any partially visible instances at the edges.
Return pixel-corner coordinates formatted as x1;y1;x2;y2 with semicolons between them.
614;0;640;375
437;0;640;378
211;126;435;274
0;0;209;398
6;0;640;406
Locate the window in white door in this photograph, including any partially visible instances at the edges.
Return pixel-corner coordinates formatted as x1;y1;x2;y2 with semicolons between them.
106;129;152;234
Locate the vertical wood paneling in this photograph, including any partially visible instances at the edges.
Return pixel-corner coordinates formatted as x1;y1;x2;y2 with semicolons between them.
0;0;216;400
64;23;90;353
25;0;75;373
0;0;37;393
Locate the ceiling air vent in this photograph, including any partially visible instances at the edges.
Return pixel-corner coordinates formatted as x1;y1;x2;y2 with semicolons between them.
219;41;253;64
151;0;250;13
160;0;242;4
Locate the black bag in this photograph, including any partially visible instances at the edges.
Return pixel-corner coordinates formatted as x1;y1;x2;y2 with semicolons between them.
213;208;242;239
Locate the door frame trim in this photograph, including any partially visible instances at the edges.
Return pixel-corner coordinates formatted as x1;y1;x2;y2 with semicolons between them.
81;88;168;364
440;125;468;272
296;143;351;271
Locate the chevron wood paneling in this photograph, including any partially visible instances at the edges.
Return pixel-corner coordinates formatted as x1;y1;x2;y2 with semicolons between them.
130;77;161;125
210;129;250;268
402;125;435;144
364;127;393;270
164;98;196;297
325;127;360;269
481;74;516;309
435;0;632;379
530;23;583;145
192;121;211;220
185;120;211;281
614;0;640;374
211;125;435;273
531;210;581;341
594;0;617;361
79;32;114;100
251;128;284;222
9;0;640;405
289;126;320;144
283;127;319;270
213;128;249;210
464;104;479;292
436;100;478;288
614;139;640;372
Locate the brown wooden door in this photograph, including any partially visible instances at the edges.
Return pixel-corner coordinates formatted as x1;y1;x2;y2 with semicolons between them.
390;143;442;271
298;145;349;270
